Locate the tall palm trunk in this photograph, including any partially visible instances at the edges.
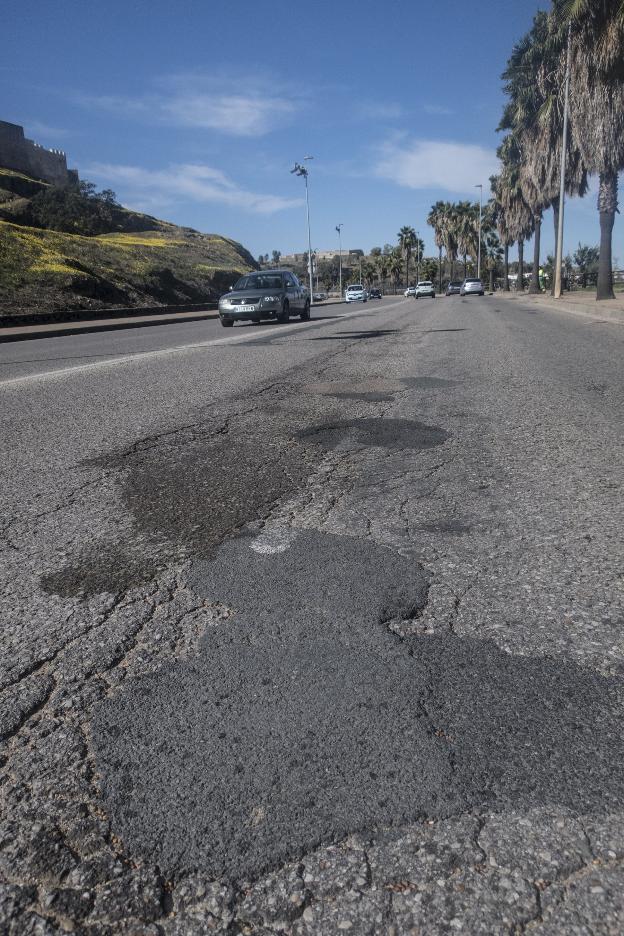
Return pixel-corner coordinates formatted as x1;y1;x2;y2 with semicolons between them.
438;246;443;294
504;244;510;291
550;198;559;295
597;170;617;300
529;214;542;294
463;254;467;278
449;256;455;280
518;240;524;291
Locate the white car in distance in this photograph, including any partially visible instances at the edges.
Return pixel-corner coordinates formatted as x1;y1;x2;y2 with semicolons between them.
414;281;436;298
345;284;367;303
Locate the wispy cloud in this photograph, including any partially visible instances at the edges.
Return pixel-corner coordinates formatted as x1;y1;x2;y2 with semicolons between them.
423;104;453;116
85;161;303;214
80;73;300;136
373;137;498;194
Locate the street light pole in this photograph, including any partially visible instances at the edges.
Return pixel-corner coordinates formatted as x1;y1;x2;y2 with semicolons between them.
416;231;420;282
291;156;315;305
336;223;343;299
476;184;483;280
554;23;572;299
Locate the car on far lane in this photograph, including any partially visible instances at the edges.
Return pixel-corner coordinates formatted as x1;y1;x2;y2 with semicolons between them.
369;288;382;299
460;278;484;296
313;291;328;302
446;280;463;296
404;286;417;297
345;284;367;303
414;281;436;299
218;270;310;327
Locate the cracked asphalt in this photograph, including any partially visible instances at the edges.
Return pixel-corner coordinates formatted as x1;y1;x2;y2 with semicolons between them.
1;294;624;934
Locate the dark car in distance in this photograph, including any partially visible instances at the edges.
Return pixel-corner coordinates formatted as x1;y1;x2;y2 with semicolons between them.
218;270;310;327
369;288;382;299
446;280;463;296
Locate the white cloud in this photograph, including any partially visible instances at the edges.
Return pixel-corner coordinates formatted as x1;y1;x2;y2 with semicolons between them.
80;73;298;136
374;137;499;194
85;161;303;214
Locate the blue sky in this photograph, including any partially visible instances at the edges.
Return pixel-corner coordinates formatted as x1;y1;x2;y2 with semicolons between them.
4;0;622;265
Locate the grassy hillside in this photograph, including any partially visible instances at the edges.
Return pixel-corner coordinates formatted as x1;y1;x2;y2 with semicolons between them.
0;169;257;318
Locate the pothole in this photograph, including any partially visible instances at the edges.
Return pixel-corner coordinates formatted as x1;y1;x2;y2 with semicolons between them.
299;417;449;451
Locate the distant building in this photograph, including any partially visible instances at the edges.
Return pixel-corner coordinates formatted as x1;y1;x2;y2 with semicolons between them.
0;120;78;186
281;249;364;263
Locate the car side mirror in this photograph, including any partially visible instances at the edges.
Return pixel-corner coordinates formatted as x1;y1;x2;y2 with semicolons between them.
285;282;292;289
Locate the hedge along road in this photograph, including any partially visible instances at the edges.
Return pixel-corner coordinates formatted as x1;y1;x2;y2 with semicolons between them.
1;293;624;934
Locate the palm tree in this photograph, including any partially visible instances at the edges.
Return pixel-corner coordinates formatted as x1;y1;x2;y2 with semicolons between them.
500;10;588;295
389;252;403;293
497;136;534;290
490;174;514;290
427;201;447;293
485;231;504;292
552;0;624;299
455;202;480;277
376;255;390;294
397;225;417;288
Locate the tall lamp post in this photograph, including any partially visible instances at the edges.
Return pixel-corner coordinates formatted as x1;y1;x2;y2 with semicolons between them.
291;156;314;304
416;230;420;282
336;223;343;299
475;184;483;280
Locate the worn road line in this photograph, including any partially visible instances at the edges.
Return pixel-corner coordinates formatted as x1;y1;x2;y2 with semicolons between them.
0;299;409;388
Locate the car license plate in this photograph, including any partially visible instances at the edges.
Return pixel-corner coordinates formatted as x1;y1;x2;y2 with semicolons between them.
239;305;255;312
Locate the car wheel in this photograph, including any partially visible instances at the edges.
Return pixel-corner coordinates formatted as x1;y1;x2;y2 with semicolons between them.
300;300;311;321
221;318;234;327
277;301;290;324
480;291;484;296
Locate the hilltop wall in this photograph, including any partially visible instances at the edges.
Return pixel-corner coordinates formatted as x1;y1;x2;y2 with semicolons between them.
0;120;77;186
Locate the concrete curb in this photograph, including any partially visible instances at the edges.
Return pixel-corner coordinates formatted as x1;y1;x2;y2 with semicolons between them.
0;311;220;343
504;292;624;325
0;299;348;343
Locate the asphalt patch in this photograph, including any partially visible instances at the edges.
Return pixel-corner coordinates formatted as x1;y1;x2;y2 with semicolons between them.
92;530;624;881
299;417;449;451
42;434;317;597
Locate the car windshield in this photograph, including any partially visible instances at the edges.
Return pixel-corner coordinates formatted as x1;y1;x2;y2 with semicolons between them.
450;281;462;287
347;285;363;291
418;282;432;287
233;274;283;290
465;279;481;284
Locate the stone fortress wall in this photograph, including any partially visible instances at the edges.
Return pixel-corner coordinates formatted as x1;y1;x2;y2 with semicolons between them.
0;120;78;186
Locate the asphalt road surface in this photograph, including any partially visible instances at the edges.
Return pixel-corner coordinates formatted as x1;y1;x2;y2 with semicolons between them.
1;294;623;934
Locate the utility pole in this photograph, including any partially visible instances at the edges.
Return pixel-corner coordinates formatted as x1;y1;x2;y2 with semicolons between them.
476;184;483;280
290;156;315;304
554;23;572;299
336;223;343;299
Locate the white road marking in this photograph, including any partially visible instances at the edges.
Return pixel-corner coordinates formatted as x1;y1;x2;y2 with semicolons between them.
0;299;409;388
250;526;299;555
